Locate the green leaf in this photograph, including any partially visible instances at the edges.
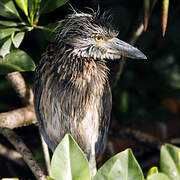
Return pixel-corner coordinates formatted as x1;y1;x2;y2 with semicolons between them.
0;21;18;27
0;28;20;39
29;0;42;14
40;0;69;14
0;38;12;57
14;0;28;17
28;0;34;15
160;144;180;180
146;166;158;179
0;49;36;74
147;173;170;180
40;20;63;42
0;0;20;19
178;152;180;173
50;134;91;180
29;0;41;24
35;0;42;5
12;32;25;48
94;149;144;180
47;176;55;180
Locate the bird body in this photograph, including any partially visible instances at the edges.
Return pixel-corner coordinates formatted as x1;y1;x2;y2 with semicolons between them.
35;44;111;156
34;10;146;174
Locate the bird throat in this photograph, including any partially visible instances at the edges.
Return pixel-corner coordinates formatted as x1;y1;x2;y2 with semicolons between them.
54;52;109;97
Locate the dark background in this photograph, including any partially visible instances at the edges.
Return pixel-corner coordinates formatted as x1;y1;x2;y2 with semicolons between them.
1;0;180;179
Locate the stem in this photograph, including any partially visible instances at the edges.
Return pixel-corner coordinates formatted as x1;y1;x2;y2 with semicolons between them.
36;25;55;32
40;133;51;176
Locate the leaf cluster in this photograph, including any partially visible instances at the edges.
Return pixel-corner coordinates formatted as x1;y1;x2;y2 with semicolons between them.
0;0;68;74
3;134;180;180
49;135;180;180
7;134;180;180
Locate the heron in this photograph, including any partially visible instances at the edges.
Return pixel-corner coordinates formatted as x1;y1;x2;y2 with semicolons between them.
34;10;147;176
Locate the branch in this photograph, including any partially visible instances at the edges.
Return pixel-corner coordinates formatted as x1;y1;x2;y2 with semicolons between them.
119;127;163;150
0;128;47;180
111;12;144;88
6;72;34;105
0;106;37;129
0;143;24;166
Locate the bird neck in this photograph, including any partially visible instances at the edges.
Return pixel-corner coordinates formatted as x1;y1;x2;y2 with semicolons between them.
55;51;109;95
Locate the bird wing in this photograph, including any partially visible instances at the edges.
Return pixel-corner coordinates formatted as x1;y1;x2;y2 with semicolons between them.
34;44;86;151
95;82;112;155
34;44;58;151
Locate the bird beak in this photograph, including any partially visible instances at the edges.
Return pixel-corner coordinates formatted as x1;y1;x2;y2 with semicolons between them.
105;38;147;59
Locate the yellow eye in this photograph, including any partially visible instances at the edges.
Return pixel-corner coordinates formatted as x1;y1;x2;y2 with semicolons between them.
94;36;104;42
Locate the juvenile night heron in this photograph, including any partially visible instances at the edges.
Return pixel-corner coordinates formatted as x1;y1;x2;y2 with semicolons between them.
34;10;146;175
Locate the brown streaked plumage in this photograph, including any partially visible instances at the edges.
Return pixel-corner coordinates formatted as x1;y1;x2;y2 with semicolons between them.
34;10;146;175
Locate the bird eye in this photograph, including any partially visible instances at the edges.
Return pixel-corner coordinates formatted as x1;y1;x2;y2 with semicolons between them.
94;36;104;42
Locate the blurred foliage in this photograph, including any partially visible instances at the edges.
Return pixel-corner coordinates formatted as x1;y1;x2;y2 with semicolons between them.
143;0;169;36
111;0;180;125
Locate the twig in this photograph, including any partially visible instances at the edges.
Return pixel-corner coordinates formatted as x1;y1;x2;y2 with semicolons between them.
170;138;180;144
111;13;144;88
40;133;51;176
6;72;34;105
0;143;24;166
0;106;37;129
0;128;46;180
119;127;163;150
111;1;158;88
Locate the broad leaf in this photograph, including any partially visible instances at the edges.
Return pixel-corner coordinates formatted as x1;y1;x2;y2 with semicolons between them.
12;32;25;48
14;0;28;17
0;28;20;39
0;0;20;19
0;49;36;74
94;149;144;180
147;173;170;180
50;134;91;180
0;38;12;57
160;144;180;180
146;166;158;178
40;0;69;14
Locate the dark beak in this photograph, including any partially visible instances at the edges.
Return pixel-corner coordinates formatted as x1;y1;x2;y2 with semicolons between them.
105;38;147;59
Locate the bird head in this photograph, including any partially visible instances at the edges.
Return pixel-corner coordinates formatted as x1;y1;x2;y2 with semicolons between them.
55;10;147;60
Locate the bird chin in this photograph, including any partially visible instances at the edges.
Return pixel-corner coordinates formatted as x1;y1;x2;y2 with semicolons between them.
104;53;121;60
